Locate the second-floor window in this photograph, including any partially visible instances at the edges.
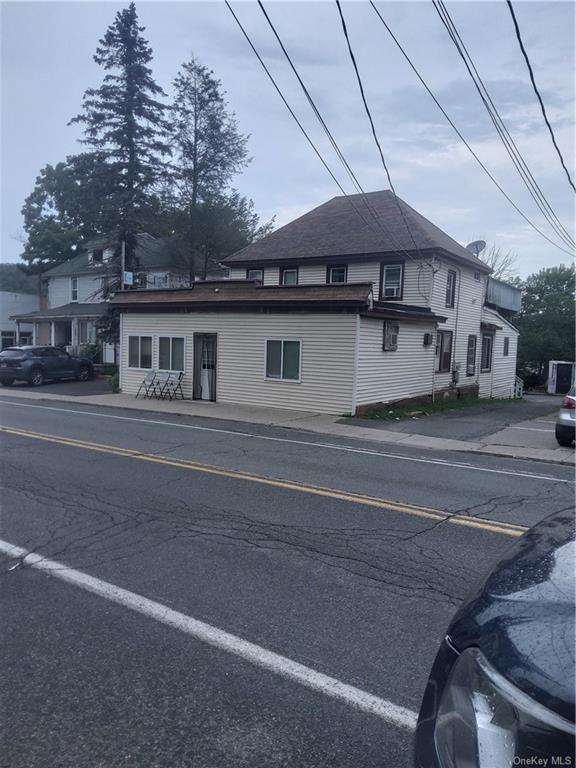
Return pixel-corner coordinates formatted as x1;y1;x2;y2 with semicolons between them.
445;270;457;308
70;277;78;302
327;265;347;284
247;268;264;282
91;249;104;265
381;263;403;299
280;267;299;286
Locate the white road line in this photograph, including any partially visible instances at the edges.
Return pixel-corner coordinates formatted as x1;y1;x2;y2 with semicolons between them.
509;426;555;433
0;538;417;732
0;399;571;484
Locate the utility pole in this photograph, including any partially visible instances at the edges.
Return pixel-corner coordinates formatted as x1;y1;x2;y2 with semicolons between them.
120;240;126;291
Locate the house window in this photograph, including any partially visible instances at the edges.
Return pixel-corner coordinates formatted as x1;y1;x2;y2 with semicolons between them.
247;268;264;282
481;334;493;372
158;336;184;371
91;249;104;265
1;331;16;350
19;332;33;345
280;267;298;286
473;271;481;281
382;322;399;352
466;335;477;376
445;270;457;308
70;277;78;302
381;263;403;299
436;330;453;373
265;339;301;381
327;265;347;284
503;337;510;357
128;336;152;369
79;321;91;345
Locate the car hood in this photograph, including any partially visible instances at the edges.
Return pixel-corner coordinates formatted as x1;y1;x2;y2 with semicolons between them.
448;511;575;723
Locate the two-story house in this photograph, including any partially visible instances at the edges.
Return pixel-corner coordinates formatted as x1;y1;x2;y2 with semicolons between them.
11;233;191;362
111;191;520;414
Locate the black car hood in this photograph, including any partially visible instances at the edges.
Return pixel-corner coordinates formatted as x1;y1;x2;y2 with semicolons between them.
448;511;575;723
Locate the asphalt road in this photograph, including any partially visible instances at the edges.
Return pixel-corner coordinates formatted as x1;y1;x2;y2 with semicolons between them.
0;396;573;768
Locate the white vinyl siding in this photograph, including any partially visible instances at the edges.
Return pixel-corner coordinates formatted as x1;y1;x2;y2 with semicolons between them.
120;313;356;414
478;308;519;398
356;318;436;407
47;275;105;307
430;260;485;388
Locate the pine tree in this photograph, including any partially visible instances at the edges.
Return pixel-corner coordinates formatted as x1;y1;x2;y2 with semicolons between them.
166;57;250;280
70;2;169;268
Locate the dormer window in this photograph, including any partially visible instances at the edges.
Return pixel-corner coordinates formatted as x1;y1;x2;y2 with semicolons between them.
90;249;104;265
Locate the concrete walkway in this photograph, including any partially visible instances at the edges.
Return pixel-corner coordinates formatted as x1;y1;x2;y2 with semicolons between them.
1;387;573;466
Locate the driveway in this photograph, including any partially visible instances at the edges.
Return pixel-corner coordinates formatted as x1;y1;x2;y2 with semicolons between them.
341;395;561;441
4;376;112;397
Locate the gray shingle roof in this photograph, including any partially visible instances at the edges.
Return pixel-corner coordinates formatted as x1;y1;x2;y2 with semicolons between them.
10;302;109;321
223;190;491;271
43;234;183;278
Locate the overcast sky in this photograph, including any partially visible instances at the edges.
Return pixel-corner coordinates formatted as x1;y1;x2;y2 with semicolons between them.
1;1;574;276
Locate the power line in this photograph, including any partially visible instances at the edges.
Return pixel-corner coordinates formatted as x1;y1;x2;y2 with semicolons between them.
506;0;575;194
433;0;574;250
334;0;428;264
368;1;574;258
224;1;380;234
254;0;427;265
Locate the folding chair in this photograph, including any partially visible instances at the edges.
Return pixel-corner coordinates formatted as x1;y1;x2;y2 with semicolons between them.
136;370;157;398
155;371;171;399
164;371;185;400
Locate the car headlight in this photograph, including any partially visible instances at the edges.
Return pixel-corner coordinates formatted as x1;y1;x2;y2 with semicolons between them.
434;646;574;768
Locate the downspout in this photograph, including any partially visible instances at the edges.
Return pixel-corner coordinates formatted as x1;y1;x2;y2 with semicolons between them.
351;313;361;416
429;258;437;403
453;265;463;395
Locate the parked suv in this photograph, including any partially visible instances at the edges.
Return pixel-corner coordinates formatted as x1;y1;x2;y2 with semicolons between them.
556;386;575;447
0;346;93;387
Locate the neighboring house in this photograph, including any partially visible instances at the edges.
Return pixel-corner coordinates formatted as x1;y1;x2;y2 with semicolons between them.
111;191;521;414
0;290;39;349
11;234;191;361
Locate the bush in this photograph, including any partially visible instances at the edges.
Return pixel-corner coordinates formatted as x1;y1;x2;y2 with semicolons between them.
79;343;100;361
109;372;120;393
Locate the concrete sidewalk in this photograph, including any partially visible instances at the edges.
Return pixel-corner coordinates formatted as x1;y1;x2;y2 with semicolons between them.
0;388;573;465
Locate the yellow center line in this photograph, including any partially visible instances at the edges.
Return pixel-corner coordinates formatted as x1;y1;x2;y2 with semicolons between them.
0;425;527;537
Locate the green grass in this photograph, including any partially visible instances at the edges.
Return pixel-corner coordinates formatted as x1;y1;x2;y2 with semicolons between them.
360;397;520;421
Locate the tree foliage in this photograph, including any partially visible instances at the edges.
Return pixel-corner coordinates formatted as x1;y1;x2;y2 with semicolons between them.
516;264;575;385
69;2;170;266
476;241;519;282
165;57;251;279
0;263;38;293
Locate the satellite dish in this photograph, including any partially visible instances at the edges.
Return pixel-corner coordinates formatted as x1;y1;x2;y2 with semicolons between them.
466;240;486;257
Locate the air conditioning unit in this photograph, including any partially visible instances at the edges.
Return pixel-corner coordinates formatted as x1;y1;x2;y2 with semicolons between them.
423;333;434;346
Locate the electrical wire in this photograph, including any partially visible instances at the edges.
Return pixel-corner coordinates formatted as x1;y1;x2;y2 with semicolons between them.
369;1;574;258
433;0;574;250
334;0;429;264
253;0;427;264
506;0;575;194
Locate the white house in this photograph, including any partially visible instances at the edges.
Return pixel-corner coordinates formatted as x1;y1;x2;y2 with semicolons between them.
11;234;191;361
0;290;39;349
112;191;521;415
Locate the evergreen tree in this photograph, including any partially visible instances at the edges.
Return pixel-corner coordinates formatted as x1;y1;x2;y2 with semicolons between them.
69;2;170;268
166;57;250;279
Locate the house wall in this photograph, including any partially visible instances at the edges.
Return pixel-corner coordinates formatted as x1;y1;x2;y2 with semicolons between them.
47;275;104;307
355;317;437;407
430;259;486;390
478;310;519;399
120;311;357;414
0;291;38;346
228;258;433;303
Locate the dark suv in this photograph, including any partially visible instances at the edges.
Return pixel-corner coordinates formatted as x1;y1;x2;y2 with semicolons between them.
0;346;94;387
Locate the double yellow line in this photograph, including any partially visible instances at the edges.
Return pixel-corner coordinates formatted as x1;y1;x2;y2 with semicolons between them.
0;425;528;538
